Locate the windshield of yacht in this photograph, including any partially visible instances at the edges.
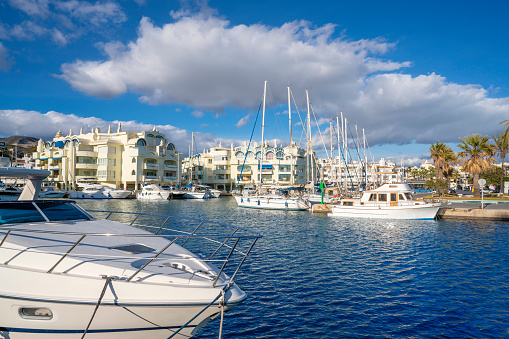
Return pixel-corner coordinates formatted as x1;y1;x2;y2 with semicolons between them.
0;201;92;225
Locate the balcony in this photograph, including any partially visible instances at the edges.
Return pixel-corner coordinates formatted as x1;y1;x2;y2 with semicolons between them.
76;163;98;169
213;169;231;175
144;163;160;170
165;164;178;169
76;150;98;157
142;175;159;181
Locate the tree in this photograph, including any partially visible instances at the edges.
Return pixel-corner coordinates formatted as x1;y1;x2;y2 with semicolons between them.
457;134;495;197
430;141;456;196
495;121;509;195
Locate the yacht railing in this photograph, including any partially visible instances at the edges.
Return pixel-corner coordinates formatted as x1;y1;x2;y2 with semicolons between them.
0;207;262;288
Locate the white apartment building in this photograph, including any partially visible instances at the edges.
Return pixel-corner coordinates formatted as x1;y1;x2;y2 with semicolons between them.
182;141;308;191
32;125;182;190
318;157;404;189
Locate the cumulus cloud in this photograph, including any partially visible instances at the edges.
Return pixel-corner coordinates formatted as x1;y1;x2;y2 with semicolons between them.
0;109;232;156
55;13;509;150
58;16;407;110
191;110;204;118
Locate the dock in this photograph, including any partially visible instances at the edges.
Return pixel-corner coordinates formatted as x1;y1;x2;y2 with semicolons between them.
438;202;509;221
311;203;332;213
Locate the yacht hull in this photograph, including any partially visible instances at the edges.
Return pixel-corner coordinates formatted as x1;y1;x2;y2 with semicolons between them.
0;267;245;339
329;204;441;220
234;195;309;211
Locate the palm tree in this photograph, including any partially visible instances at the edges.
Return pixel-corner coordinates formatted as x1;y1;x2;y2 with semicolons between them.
429;141;456;195
457;134;495;197
493;130;509;195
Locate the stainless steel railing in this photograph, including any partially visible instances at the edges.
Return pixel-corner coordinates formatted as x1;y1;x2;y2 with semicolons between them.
0;209;262;287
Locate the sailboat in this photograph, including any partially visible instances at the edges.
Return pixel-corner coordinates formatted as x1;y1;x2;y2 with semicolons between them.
183;132;212;199
234;81;311;211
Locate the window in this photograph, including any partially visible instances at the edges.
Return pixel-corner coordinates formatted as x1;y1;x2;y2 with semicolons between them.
378;194;387;202
132;158;136;163
276;151;284;159
399;194;405;200
247;152;254;158
131;170;135;175
266;152;274;160
235;151;244;158
167;143;175;151
368;194;377;201
391;193;397;202
136;139;146;147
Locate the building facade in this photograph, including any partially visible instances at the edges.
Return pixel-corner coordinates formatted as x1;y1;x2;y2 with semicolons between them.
32;125;182;190
182;141;308;191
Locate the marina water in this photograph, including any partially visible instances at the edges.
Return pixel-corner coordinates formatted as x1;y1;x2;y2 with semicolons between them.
77;197;509;338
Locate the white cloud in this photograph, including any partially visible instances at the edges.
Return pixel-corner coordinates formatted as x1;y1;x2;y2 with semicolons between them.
53;0;126;26
0;109;234;156
58;16;407;110
235;114;251;128
8;0;50;17
191;110;204;118
56;13;509;150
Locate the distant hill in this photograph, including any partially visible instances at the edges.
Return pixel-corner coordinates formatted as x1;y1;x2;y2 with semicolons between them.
0;136;40;148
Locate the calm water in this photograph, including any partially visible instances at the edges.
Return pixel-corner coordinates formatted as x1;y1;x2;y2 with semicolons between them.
77;197;509;338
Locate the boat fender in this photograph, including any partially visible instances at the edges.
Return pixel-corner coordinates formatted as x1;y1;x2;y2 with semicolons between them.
267;198;270;204
257;200;260;205
247;198;250;202
285;202;288;207
240;198;243;203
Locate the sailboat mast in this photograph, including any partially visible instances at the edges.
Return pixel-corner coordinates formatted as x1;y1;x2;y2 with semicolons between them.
306;90;313;186
288;86;294;186
259;81;267;187
190;132;194;184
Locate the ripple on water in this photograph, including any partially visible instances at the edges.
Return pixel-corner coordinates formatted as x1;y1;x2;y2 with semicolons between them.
76;198;509;338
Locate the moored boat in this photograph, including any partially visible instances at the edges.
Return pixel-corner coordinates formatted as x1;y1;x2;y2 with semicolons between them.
0;167;261;338
136;184;171;200
329;183;441;220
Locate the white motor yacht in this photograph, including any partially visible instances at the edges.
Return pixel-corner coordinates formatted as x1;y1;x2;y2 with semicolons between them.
0;167;261;338
329;183;441;220
69;184;132;199
182;184;212;199
39;186;66;198
136;184;171;200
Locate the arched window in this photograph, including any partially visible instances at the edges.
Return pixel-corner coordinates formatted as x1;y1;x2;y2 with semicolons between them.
235;151;244;158
266;152;274;160
276;151;284;159
167;143;176;151
247;151;254;158
255;151;261;160
136;139;146;147
132;158;136;163
131;170;135;175
146;134;155;138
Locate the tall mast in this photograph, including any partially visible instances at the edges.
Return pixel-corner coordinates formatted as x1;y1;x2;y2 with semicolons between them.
288;86;294;186
259;80;267;186
190;132;194;184
306;89;313;186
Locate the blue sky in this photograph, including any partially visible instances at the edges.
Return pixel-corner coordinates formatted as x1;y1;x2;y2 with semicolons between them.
1;0;509;166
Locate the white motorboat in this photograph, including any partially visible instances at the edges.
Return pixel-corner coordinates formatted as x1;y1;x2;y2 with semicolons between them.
234;187;311;211
329;183;441;220
69;183;132;199
136;184;171;200
182;184;212;199
0;185;22;196
0;167;261;338
39;186;66;198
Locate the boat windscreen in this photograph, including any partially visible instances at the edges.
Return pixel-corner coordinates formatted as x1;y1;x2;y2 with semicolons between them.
0;203;45;225
0;202;91;225
36;202;91;222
